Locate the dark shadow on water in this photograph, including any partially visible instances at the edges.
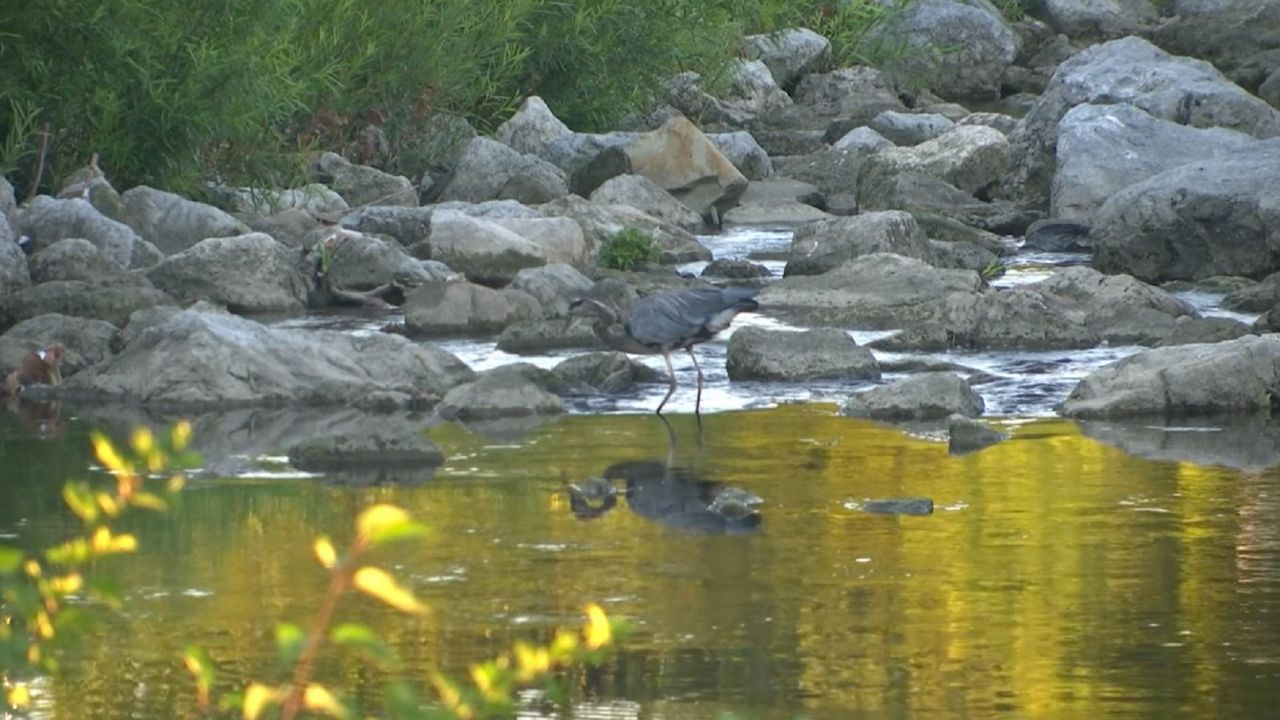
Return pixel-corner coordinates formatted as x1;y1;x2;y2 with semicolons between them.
566;415;763;534
1075;414;1280;471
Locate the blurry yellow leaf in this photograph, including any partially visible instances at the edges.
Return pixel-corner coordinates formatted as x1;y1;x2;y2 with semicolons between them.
304;684;350;718
62;483;99;523
171;420;192;452
0;545;23;575
353;567;427;614
91;432;130;476
24;559;41;577
131;492;169;512
95;492;121;517
242;682;278;720
35;610;54;639
355;505;426;546
49;573;83;595
430;673;473;720
550;630;578;658
514;641;551;682
313;537;337;569
166;474;186;494
584;603;611;648
131;427;155;456
91;528;137;555
7;683;31;708
182;644;216;687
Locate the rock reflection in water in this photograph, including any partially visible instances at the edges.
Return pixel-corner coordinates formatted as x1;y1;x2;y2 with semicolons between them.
1076;415;1280;471
566;423;763;534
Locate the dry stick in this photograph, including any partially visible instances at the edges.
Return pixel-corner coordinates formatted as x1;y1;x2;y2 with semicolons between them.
25;122;51;203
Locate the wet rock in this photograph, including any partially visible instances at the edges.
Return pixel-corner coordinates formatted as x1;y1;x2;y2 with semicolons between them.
723;201;829;226
590;174;703;232
764;253;981;329
437;367;566;420
855;497;934;516
509;263;595;318
1059;334;1280;418
554;351;665;393
339;206;435;246
1024;218;1091;252
1092;149;1280;282
840;372;984;420
868;0;1016;101
784;211;933;276
1223;271;1280;312
1155;316;1253;347
858;172;1006;228
868;111;955;146
701;259;771;279
625;116;748;224
927;238;999;273
433;136;568;204
120;303;222;348
497;317;600;353
0;280;174;332
742;27;831;89
120;185;249;256
1003;36;1280;210
403;280;540;335
53;309;474;408
726;327;880;381
861;125;1009;196
146;233;310;313
316;230;451;291
1052;104;1260;222
19;196;140;270
947;414;1009;455
0;313;120;378
288;430;445;470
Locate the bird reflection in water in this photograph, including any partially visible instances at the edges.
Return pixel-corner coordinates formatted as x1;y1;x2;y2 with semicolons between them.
564;419;763;534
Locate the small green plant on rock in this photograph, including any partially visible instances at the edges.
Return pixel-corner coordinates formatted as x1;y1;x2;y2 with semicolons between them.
599;228;661;271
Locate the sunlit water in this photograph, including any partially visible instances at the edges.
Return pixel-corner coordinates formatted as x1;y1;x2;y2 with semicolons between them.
2;226;1277;719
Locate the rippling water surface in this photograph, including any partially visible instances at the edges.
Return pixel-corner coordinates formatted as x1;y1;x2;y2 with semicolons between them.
2;227;1277;719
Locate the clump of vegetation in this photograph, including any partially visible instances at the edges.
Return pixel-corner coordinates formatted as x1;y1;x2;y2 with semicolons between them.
599;228;662;271
1;425;623;718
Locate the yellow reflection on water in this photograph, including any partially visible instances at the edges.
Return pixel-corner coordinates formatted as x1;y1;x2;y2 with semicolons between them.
8;406;1278;719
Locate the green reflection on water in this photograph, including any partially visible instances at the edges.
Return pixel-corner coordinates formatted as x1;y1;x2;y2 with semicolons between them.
2;405;1278;719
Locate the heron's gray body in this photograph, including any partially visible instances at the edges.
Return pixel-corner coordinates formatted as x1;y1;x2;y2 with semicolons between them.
568;286;760;414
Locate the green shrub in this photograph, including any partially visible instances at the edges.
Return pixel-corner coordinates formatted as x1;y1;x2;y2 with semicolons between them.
599;228;662;271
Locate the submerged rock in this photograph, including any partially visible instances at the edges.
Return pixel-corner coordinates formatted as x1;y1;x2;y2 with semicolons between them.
840;372;984;420
437;368;566;420
854;497;935;516
288;430;445;470
947;414;1010;455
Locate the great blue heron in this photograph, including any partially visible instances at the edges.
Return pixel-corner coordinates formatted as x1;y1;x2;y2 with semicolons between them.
567;286;760;415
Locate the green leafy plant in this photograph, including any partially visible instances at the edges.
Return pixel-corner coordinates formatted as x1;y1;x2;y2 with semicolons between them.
599;228;662;271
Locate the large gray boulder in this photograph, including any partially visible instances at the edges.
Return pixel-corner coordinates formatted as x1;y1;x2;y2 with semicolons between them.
742;27;831;89
764;253;982;328
146;233;310;312
19;196;140;270
857;172;1009;228
872;265;1198;351
29;237;114;285
553;351;665;393
868;111;955;146
320;231;452;290
1153;0;1280;80
1059;334;1280;418
860;125;1009;195
433;137;569;204
870;0;1017;101
538;195;711;264
339;206;435;246
722;177;829;226
0;222;30;296
840;372;985;419
211;183;349;218
425;210;551;285
1037;0;1159;40
53;310;474;408
0;280;174;332
590;175;703;232
770;149;863;202
121;186;250;255
508;263;594;317
1003;36;1280;210
309;152;417;208
1052;103;1260;221
708;131;773;181
494;96;574;158
726;327;880;381
1091;149;1280;281
288;430;445;471
624;116;748;224
437;367;566;420
403;280;540;334
784;211;934;276
664;61;792;129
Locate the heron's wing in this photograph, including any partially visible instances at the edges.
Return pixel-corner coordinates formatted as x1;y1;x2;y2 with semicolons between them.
627;288;760;347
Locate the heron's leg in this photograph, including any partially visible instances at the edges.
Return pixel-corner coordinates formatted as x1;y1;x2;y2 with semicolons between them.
685;346;705;417
655;351;678;415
